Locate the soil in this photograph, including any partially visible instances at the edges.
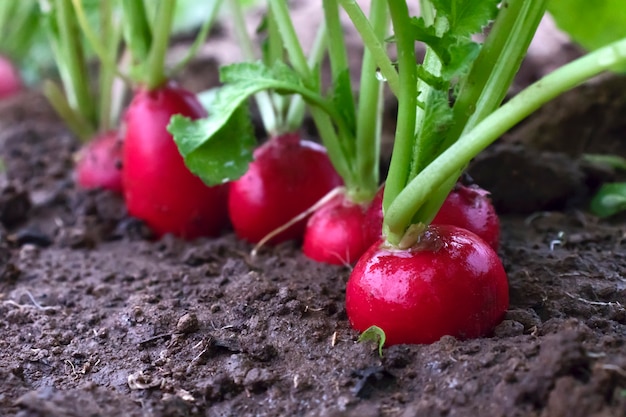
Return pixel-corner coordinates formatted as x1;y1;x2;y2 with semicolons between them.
2;10;626;417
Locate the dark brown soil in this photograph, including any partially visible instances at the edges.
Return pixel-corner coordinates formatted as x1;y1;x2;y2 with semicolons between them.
2;22;626;417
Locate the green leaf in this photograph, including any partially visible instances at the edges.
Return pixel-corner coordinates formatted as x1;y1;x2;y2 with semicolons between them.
431;0;500;38
358;326;386;357
590;182;626;218
170;105;256;186
409;16;453;64
412;89;454;176
331;68;357;137
548;0;626;52
220;60;302;87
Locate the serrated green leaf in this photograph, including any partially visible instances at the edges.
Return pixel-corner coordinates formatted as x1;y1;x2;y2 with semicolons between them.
358;325;386;357
220;61;302;86
431;0;499;38
409;17;453;64
548;0;626;52
590;182;626;218
331;68;357;136
441;40;480;81
412;89;454;176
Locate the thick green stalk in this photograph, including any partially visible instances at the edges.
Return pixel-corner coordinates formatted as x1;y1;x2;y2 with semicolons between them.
382;1;417;218
352;0;387;203
452;0;547;139
145;0;176;90
339;0;399;96
384;37;626;244
411;0;548;225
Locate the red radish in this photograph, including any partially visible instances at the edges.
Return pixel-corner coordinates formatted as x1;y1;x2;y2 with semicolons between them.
302;193;376;265
0;55;22;99
75;130;124;193
432;183;500;250
228;133;343;244
346;224;509;346
123;82;229;239
366;183;500;250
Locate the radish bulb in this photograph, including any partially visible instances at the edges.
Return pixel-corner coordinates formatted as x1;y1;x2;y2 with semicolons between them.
346;224;509;346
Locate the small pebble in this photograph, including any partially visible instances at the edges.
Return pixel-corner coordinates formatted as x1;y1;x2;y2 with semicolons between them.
176;312;199;334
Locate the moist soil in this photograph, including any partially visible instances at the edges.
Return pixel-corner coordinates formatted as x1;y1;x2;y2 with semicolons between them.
2;23;626;417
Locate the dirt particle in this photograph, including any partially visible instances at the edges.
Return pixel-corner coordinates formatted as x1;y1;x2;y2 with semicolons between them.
176;312;199;334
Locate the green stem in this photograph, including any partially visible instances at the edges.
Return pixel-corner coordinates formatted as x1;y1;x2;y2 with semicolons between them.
70;0;132;85
339;0;399;96
323;0;352;83
145;0;176;90
384;37;626;244
3;2;39;61
419;0;435;25
230;0;278;134
268;0;352;183
170;0;223;78
382;1;417;217
97;0;117;132
267;0;311;81
286;20;328;131
352;0;387;202
323;0;358;182
121;0;152;64
43;80;95;142
412;0;547;224
55;0;96;127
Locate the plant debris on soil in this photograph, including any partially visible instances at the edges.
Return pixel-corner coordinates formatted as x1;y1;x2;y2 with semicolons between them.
2;13;626;416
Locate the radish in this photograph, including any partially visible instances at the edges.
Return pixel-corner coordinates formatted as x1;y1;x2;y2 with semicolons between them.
432;183;500;250
345;224;509;346
123;82;229;239
302;192;378;265
40;1;128;194
74;131;123;193
0;55;22;99
228;133;342;244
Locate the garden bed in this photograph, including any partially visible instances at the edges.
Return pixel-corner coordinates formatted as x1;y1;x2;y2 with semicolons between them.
1;9;626;416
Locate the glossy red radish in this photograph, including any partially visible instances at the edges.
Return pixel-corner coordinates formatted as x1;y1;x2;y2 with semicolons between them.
0;55;22;99
74;131;123;193
123;82;229;239
346;224;509;346
302;192;377;265
228;133;342;244
432;183;500;250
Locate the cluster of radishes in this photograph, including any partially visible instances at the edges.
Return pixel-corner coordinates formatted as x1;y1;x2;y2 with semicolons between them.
45;0;551;350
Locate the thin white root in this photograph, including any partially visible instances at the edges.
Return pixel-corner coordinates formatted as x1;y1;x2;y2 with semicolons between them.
251;186;346;258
